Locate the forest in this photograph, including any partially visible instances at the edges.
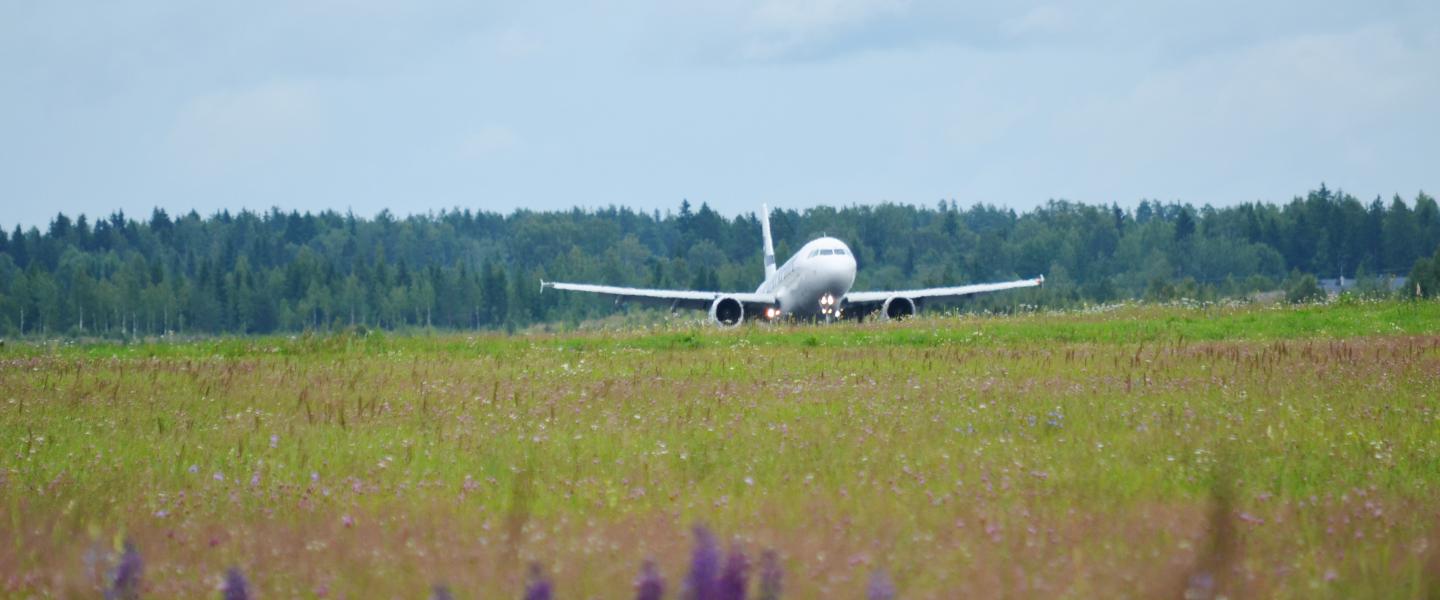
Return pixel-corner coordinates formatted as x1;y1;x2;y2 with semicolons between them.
1;184;1439;336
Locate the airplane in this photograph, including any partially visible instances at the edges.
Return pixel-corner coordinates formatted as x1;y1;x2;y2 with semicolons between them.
541;205;1044;326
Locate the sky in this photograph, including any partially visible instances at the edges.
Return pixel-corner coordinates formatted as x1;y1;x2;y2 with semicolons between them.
2;0;1438;228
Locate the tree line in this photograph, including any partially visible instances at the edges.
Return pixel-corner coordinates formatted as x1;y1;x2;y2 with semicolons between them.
0;184;1438;337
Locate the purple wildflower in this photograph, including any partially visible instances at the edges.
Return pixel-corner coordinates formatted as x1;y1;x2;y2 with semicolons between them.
222;567;250;600
866;569;894;600
1185;571;1215;597
718;543;750;600
430;584;455;600
635;559;665;600
1046;409;1064;429
106;539;143;600
757;550;782;600
684;524;722;600
524;562;553;600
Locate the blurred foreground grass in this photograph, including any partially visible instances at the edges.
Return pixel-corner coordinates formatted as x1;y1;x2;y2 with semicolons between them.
2;301;1439;597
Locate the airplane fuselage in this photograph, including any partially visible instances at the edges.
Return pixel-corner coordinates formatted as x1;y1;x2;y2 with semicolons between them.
756;237;857;318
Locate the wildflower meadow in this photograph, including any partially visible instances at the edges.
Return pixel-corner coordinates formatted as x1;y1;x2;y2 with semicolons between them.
3;301;1440;597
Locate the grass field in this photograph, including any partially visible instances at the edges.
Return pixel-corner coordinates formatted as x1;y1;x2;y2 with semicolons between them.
3;300;1440;598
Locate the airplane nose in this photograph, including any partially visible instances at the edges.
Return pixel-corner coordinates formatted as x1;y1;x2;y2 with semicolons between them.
826;255;857;289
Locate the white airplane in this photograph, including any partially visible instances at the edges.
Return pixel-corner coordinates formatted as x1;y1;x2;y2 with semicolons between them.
541;205;1044;326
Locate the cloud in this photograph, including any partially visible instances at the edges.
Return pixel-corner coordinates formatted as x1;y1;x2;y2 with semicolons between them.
169;81;326;172
493;27;544;60
739;0;910;59
747;0;910;36
458;125;520;158
1106;25;1435;140
649;0;924;63
648;0;1438;67
1004;4;1068;37
1019;22;1440;204
2;0;1436;228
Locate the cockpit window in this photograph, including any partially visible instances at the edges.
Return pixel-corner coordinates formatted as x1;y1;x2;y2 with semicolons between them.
819;249;835;256
808;249;820;258
833;248;847;255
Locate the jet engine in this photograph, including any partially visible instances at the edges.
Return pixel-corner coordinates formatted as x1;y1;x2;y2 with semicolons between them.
881;296;916;319
709;296;745;326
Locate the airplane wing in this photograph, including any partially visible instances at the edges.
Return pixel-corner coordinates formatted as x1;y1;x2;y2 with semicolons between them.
541;281;776;311
843;275;1044;310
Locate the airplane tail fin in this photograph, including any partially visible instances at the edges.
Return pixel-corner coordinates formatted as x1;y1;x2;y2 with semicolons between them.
760;204;777;281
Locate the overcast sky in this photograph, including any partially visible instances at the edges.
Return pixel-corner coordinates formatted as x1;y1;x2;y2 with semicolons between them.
2;1;1437;228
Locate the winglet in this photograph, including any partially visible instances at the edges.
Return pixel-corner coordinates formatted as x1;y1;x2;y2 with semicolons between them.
540;279;550;293
1036;274;1045;287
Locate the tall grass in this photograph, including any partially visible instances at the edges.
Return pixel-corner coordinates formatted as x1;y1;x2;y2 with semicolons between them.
1;301;1438;597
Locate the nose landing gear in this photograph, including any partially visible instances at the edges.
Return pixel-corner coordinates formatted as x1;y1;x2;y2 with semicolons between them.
819;293;842;323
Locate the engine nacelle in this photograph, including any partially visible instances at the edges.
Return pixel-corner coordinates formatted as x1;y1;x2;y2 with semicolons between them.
881;296;916;320
708;296;745;327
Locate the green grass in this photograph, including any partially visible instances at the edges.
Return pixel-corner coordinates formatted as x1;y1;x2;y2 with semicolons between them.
2;300;1439;598
14;298;1440;359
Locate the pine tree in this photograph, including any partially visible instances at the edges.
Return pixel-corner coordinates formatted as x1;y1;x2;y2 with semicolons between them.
1383;195;1418;272
8;226;26;267
1174;209;1196;240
